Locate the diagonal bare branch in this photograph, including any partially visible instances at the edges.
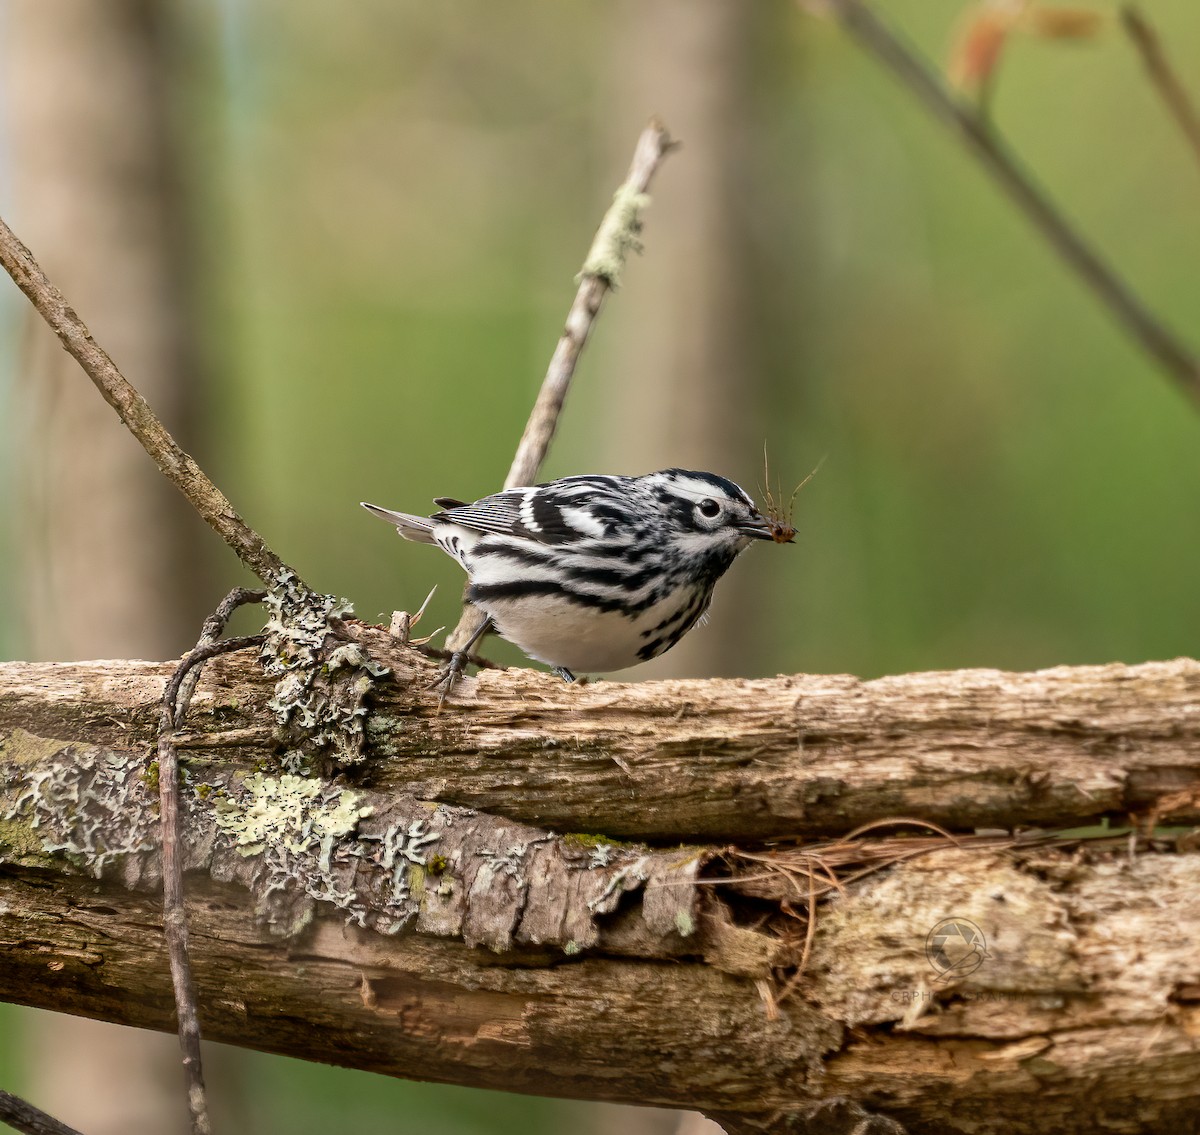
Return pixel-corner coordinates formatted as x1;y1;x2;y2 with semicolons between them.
0;1092;86;1135
1121;4;1200;173
810;0;1200;408
0;217;298;587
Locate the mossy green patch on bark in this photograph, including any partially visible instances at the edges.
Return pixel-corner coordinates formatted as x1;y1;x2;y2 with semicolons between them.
0;728;70;767
0;815;58;867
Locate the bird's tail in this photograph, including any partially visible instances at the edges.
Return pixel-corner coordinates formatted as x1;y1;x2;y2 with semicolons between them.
360;502;438;544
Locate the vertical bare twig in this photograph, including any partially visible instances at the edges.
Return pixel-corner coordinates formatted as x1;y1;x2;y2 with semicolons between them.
1121;5;1200;172
811;0;1200;408
0;217;297;586
445;118;678;652
503;119;678;489
158;587;266;1135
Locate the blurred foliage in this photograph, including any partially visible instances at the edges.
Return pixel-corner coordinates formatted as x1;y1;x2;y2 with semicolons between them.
3;0;1200;1130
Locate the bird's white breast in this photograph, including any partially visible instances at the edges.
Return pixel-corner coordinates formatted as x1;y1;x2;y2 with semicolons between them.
481;589;689;673
431;520;705;674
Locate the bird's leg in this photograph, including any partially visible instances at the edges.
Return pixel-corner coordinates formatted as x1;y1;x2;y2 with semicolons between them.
429;614;493;707
552;667;577;683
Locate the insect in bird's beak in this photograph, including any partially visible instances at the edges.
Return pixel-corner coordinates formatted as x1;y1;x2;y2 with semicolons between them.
758;445;821;546
767;517;796;544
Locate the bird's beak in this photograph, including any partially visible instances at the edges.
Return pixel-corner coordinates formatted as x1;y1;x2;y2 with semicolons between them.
738;517;779;541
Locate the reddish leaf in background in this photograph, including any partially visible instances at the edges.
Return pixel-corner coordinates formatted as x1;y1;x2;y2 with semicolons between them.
949;1;1023;96
949;1;1103;99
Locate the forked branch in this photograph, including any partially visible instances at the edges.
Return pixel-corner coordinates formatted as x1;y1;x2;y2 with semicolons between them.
812;0;1200;407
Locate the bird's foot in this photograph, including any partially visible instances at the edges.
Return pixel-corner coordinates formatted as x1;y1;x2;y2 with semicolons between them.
427;613;493;710
552;666;577;683
428;650;470;709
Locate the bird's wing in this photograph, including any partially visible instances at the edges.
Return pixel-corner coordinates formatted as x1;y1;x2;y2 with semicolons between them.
433;490;529;538
437;477;634;546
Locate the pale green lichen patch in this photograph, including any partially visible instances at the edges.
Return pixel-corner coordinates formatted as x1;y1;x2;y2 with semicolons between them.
212;773;372;858
0;728;72;767
206;769;442;937
579;182;651;287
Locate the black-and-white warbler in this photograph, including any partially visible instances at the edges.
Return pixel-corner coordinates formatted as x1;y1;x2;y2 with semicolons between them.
362;469;791;681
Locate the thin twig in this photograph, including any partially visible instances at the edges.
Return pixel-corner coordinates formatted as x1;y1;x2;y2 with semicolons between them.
504;119;678;490
813;0;1200;408
157;587;267;1135
0;1092;86;1135
445;118;678;652
0;217;298;585
1121;5;1200;171
173;588;267;718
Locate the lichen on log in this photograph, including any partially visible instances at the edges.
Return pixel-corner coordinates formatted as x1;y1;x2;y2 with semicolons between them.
3;641;1200;1132
2;740;706;962
3;632;1200;842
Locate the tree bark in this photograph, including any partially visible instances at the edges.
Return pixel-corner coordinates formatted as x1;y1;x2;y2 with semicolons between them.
3;634;1197;842
2;634;1199;1133
601;0;761;681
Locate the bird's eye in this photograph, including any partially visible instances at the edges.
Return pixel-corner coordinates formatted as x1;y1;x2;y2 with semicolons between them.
697;498;721;518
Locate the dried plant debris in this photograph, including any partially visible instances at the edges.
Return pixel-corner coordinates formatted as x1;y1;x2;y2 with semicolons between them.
3;748;705;960
261;569;390;769
714;817;1200;1001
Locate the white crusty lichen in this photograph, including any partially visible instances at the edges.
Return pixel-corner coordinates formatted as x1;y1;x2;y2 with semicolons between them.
5;747;159;882
588;842;616;869
477;836;552;880
260;569;390;767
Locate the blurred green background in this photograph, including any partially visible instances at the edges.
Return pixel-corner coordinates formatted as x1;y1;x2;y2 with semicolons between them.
2;1;1199;1132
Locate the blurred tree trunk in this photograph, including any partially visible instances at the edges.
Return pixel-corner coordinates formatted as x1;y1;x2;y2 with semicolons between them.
602;0;761;683
597;4;760;1130
4;2;216;1132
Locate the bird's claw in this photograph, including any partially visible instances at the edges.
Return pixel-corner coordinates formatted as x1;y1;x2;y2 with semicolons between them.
428;649;470;710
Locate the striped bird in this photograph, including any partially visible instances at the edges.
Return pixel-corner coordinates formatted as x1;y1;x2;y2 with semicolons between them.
362;469;789;681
